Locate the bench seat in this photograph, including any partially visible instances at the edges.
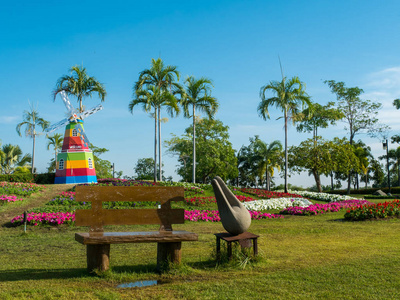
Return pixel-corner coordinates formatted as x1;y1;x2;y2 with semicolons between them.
75;230;198;245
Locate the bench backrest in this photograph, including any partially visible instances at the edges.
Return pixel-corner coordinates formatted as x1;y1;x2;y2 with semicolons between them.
75;186;185;234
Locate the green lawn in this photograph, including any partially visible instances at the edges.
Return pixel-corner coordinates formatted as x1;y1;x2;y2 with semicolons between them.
0;185;399;299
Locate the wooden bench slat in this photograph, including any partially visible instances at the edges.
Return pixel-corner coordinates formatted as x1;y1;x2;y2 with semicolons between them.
75;231;198;244
75;208;185;226
75;185;184;203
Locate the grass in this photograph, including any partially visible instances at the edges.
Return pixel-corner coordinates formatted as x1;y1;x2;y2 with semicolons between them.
0;185;400;299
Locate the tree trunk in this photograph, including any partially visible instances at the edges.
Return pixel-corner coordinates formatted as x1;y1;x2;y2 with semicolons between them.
284;109;288;193
192;106;196;184
32;134;36;174
356;173;359;190
331;172;334;191
266;169;270;191
154;109;158;182
313;170;322;192
398;160;400;186
158;107;162;181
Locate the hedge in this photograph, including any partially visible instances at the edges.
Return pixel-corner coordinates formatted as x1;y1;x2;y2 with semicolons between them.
0;173;55;184
328;186;400;195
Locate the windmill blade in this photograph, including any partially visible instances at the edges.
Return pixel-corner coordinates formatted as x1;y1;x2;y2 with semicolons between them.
75;123;91;148
45;118;70;134
80;104;103;120
59;91;78;116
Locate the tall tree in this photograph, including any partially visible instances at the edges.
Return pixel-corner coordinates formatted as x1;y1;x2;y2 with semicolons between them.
352;140;371;189
181;76;219;183
387;147;400;187
134;58;181;181
53;65;107;112
90;144;112;179
129;86;179;182
46;133;63;172
166;119;237;183
289;137;360;192
258;76;312;193
295;102;343;141
16;105;49;174
325;80;388;194
0;144;31;174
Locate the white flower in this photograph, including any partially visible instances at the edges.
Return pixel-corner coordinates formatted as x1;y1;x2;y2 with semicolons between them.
243;197;312;211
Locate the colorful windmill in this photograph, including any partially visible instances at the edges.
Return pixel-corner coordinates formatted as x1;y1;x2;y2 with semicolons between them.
46;91;103;184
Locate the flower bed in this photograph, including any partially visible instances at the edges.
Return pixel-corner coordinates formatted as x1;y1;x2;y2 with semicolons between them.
239;188;302;199
185;195;255;207
281;200;372;216
184;210;283;222
0;181;46;196
46;191;78;206
285;190;356;202
0;194;23;204
244;198;313;211
344;200;400;221
11;212;75;226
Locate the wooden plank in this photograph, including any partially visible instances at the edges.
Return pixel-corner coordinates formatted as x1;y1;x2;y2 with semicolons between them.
75;231;198;245
75;186;184;203
75;208;185;226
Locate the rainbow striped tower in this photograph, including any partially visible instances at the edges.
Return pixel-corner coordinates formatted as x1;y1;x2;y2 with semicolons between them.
55;120;97;184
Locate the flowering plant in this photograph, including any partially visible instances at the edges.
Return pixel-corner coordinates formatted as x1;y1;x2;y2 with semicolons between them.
344;200;400;221
11;212;75;226
0;194;23;204
0;181;45;196
281;200;372;216
239;188;302;199
281;190;356;202
184;210;283;222
244;198;313;211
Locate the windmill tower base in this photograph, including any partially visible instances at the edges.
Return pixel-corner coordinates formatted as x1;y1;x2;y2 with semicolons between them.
55;146;98;184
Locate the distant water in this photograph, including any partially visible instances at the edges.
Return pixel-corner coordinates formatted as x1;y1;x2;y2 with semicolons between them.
117;280;158;288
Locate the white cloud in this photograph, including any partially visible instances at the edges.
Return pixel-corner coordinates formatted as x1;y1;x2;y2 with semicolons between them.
0;116;19;124
364;66;400;103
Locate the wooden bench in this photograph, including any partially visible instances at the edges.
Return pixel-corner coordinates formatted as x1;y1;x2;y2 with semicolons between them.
74;185;198;272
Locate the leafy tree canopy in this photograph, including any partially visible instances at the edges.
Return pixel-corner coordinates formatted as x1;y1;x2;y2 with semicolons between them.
166;118;238;183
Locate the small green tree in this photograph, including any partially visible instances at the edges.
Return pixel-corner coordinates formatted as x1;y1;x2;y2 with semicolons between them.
181;76;219;183
258;76;312;193
295;102;343;141
325;80;388;194
90;144;112;179
134;158;156;180
289;137;360;192
46;133;63;173
133;58;181;182
16;105;49;174
166;119;237;183
0;144;32;174
53;65;107;112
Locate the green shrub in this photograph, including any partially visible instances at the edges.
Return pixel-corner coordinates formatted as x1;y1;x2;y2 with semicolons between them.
0;174;34;183
328;187;400;195
34;173;55;184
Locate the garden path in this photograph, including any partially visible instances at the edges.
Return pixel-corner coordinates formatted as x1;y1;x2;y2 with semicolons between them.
0;184;73;226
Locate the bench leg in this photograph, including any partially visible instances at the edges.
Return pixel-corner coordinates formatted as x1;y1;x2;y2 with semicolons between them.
157;242;182;271
86;244;110;272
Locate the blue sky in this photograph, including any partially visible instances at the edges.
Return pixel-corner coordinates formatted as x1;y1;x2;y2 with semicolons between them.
1;0;400;187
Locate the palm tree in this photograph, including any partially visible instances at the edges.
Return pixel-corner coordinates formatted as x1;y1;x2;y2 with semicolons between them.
129;86;179;182
134;58;181;181
181;76;219;183
253;138;283;190
47;133;63;171
0;144;31;174
16;105;49;174
53;65;107;112
258;76;312;193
